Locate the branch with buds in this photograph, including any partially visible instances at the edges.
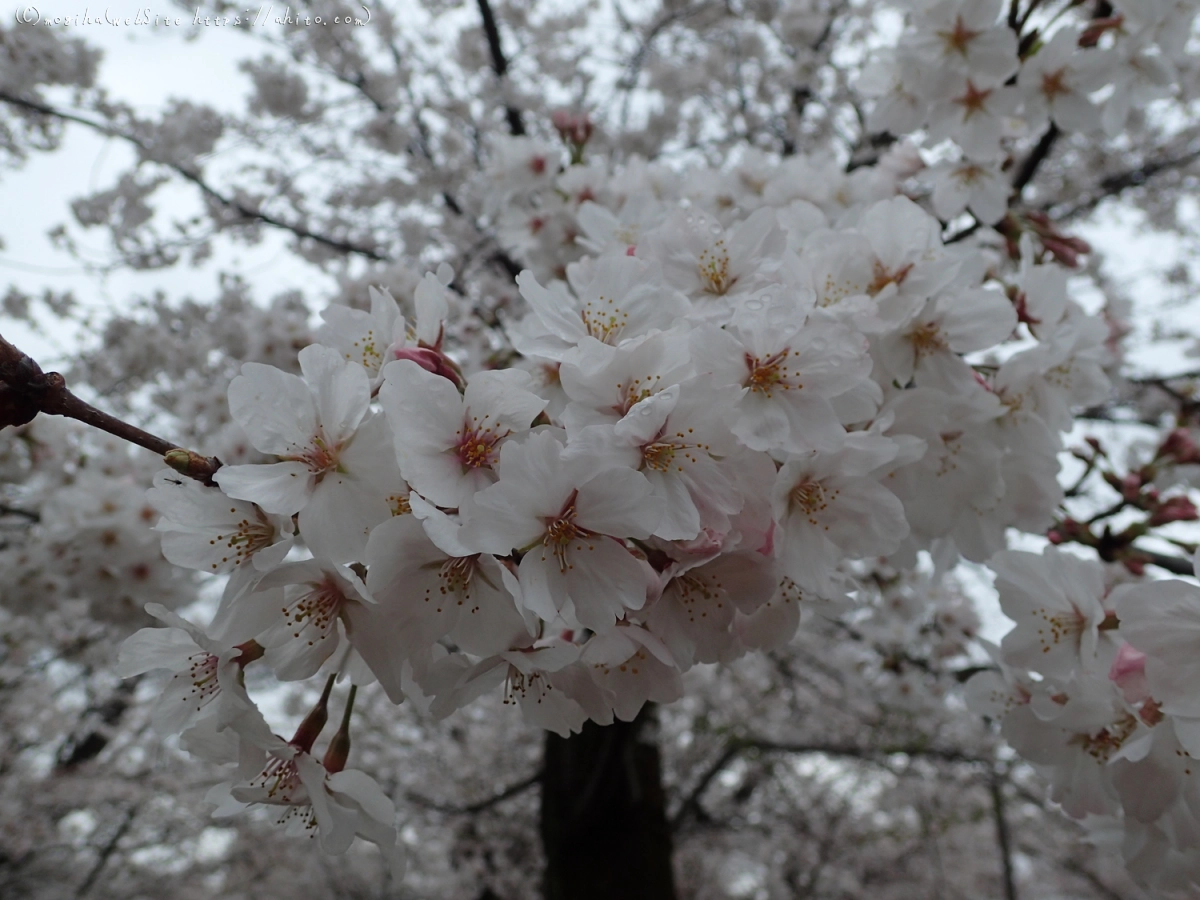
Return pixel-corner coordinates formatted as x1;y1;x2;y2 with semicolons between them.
0;333;221;484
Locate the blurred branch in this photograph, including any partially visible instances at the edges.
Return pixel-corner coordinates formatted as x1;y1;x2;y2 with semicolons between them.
1012;124;1060;196
476;0;525;136
990;773;1018;900
1130;546;1193;576
672;738;989;828
75;804;138;898
1052;144;1200;222
0;91;390;263
407;770;542;814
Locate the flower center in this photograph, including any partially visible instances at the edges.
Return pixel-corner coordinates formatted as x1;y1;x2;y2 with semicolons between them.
284;434;340;475
698;242;734;295
283;578;345;646
251;756;306;805
209;510;277;570
439;556;476;594
542;498;594;573
909;322;947;357
455;421;507;470
642;441;677;472
939;16;980;55
1071;714;1138;762
581;294;629;343
869;260;915;296
1041;69;1070;100
952;81;992;120
744;350;799;397
504;667;551;706
175;652;221;712
350;328;383;373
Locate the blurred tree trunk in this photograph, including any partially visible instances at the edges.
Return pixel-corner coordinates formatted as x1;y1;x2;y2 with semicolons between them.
540;711;677;900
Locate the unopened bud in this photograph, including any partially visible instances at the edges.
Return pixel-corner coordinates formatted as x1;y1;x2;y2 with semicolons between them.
1149;495;1199;527
389;346;467;391
291;674;336;753
551;109;595;161
323;685;356;774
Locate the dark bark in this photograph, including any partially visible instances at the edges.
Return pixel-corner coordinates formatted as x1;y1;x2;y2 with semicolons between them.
540;713;677;900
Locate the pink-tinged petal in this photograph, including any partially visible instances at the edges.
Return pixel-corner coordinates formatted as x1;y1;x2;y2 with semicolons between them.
736;579;803;650
327;769;395;825
228;363;317;454
214;462;314;515
574;468;661;538
208;585;285;646
518;270;588;344
465;368;547;433
117;626;202;677
516;553;566;623
299;344;370;444
342;602;407;703
543;538;652;632
645;470;701;541
300;475;391;563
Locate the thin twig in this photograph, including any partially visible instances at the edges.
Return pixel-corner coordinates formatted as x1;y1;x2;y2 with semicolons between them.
407;770;542;814
0;91;388;262
1012;124;1060;196
476;0;525;136
75;805;138;898
990;772;1018;900
672;738;989;828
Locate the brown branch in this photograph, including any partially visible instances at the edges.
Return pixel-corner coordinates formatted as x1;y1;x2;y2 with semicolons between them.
75;805;138;898
1052;145;1200;222
476;0;525;136
1131;546;1194;576
1012;124;1060;196
672;738;989;828
407;770;542;814
0;333;220;484
990;773;1019;900
0;91;389;262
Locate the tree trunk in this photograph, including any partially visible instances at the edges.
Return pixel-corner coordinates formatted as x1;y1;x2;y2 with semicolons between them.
540;711;677;900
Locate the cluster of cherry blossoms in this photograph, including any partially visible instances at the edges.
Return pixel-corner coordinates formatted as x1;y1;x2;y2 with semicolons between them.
861;0;1191;227
114;126;1118;874
967;545;1200;893
99;0;1200;882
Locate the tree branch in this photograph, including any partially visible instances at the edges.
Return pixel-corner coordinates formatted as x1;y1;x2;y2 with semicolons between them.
407;770;542;814
1052;145;1200;222
476;0;526;136
1130;546;1194;576
75;805;138;898
0;91;390;263
990;773;1019;900
1012;124;1060;196
672;738;989;828
0;334;220;484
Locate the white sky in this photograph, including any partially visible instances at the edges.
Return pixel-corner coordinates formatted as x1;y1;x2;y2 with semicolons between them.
1;7;336;362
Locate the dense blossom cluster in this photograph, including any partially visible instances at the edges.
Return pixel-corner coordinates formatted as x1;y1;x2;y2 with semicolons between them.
120;144;1115;874
966;546;1200;894
1;0;1196;890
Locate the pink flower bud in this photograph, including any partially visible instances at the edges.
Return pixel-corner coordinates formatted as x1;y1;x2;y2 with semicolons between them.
1149;495;1198;527
389;346;466;390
